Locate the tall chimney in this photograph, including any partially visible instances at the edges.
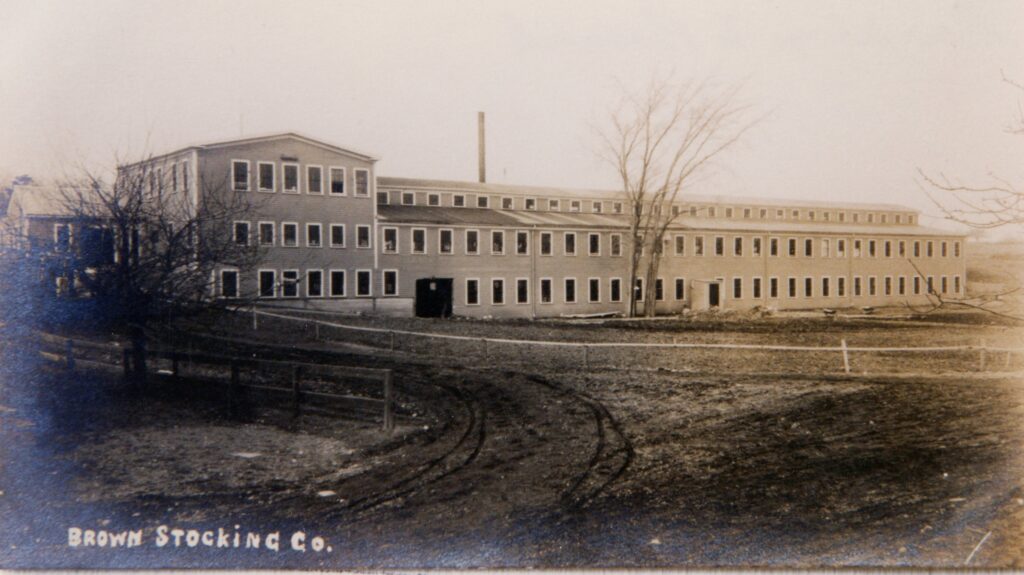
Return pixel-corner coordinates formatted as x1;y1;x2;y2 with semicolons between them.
477;111;486;183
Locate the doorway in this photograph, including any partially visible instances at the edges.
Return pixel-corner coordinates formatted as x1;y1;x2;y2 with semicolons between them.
415;278;453;318
708;282;721;308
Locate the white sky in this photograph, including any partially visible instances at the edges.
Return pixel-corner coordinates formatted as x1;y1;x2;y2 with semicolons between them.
2;0;1023;231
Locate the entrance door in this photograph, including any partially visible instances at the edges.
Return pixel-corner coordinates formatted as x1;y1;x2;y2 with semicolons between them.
415;278;453;318
708;282;721;308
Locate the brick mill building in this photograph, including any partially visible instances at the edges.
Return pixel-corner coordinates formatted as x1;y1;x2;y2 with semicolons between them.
126;132;965;318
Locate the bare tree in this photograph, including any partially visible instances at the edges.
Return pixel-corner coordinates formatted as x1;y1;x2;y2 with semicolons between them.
598;77;758;316
56;157;266;381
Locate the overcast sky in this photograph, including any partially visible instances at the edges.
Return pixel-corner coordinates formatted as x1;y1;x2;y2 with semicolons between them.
2;0;1023;230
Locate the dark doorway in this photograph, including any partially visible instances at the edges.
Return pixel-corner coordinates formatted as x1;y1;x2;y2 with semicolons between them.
415;278;454;318
708;282;721;308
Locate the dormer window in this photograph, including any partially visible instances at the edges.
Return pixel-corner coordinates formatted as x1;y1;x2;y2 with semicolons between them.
867;213;875;223
808;211;815;221
428;193;440;206
725;207;733;218
549;199;560;211
453;194;465;207
613;202;623;214
525;198;536;210
743;208;751;219
823;212;831;221
708;207;716;218
376;191;389;205
593;202;603;213
477;195;489;208
839;212;846;222
895;214;902;224
402;192;415;205
880;214;887;224
776;209;784;218
690;206;698;217
502;197;513;209
570;200;581;212
792;209;800;220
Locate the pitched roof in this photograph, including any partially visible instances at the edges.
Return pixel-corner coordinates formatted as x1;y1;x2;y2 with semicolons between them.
6;186;76;217
130;132;379;166
377;176;916;213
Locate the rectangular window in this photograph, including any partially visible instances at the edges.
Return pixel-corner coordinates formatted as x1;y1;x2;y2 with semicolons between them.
734;236;743;256
838;276;846;297
412;228;426;254
898;276;906;296
453;194;465;207
954;275;961;293
695;236;705;256
306;166;323;194
258;270;276;298
675;235;686;256
611;234;622;257
492;279;505;305
330;167;346;195
402;192;415;205
232;160;250;191
788;238;797;256
356;225;371;249
927;241;934;257
613;202;623;214
220;269;239;298
725;207;734;218
914;241;921;258
808;211;815;221
868;276;877;296
753;277;762;299
282;223;298;247
525;198;536;210
517;231;530;255
822;277;830;297
516;278;532;304
477;195;489;208
564;232;577;255
788;277;797;298
838;239;846;257
589;233;600;256
821;238;830;258
282;163;299;193
913;276;921;295
770;237;779;256
804;238;813;257
655;278;664;301
884;276;892;296
792;209;800;220
428;193;440;206
354;169;369;196
301;269;321;298
282;270;299;298
330;270;346;297
502;197;513;210
540;278;553;304
182;161;190;191
854;240;862;257
356;270;372;296
330;224;345;248
466;279;480;305
769;277;779;298
610;278;622;302
383;270;398;296
675;278;685;300
564;278;577;303
884;240;892;257
540;232;553;255
954;241;961;257
593;202;603;213
854;276;862;296
733;277;742;299
439;229;453;254
588;278;600;302
570;200;581;212
258;221;275;246
258;161;275;192
377;191;389;205
466;230;479;254
306;223;322;247
868;240;876;257
549;199;561;211
635;278;644;301
941;276;948;294
233;221;250;245
752;237;762;256
491;230;505;255
715;236;724;256
804;277;813;298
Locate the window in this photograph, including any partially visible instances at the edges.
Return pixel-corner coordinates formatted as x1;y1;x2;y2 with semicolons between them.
466;230;479;254
306;165;323;194
695;236;705;256
589;233;600;256
259;221;275;246
788;238;797;257
306;223;322;247
233;221;250;245
232;160;250;191
307;270;323;297
412;228;426;254
182;161;190;191
613;202;623;214
517;231;530;255
330;270;346;297
954;275;961;294
821;239;830;258
941;241;947;257
954;241;961;257
759;208;768;219
770;237;779;256
675;235;686;256
356;225;371;249
382;228;398;253
439;229;453;254
753;277;762;299
522;198;534;210
466;279;480;305
564;232;577;255
913;276;922;295
517;278;530;304
788;277;797;298
492;279;505;305
549;199;560;211
734;237;743;256
611;234;622;257
540;278;553;304
839;212;846;223
804;238;813;257
733;277;743;299
898;276;906;296
491;230;505;255
868;240;876;257
885;276;893;296
329;167;346;195
853;240;862;257
854;276;862;296
941;276;948;294
282;222;298;247
675;278;685;300
402;192;415;205
453;194;466;207
477;195;489;208
715;236;724;256
822;277;830;297
808;211;815;221
220;269;239;298
838;276;847;297
356;270;372;297
570;200;581;212
868;276;877;296
383;270;398;296
838;239;846;257
428;193;440;206
536;229;552;253
610;278;622;302
804;277;813;298
258;270;276;298
776;209;784;218
743;208;752;219
655;278;664;301
329;224;345;248
282;163;299;193
258;161;275;192
884;240;892;258
896;214;902;224
171;162;178;191
914;241;921;258
725;207;734;218
377;191;389;205
881;214;887;224
564;278;577;303
823;212;831;221
354;169;369;196
593;202;603;214
708;207;716;218
769;277;779;298
282;270;299;298
501;197;513;210
752;237;762;256
853;213;860;223
867;213;874;223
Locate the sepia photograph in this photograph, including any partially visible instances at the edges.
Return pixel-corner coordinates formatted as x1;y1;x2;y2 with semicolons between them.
0;0;1023;570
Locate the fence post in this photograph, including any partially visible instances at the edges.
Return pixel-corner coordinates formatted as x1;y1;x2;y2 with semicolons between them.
840;339;851;374
229;360;240;414
383;370;394;433
979;339;987;371
65;339;75;371
292;365;301;416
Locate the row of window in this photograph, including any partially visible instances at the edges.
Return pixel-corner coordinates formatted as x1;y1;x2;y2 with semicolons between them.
230;160;370;196
232;221;371;249
382;227;623;257
220;268;397;299
143;160;191;194
671;234;961;259
380;189;915;225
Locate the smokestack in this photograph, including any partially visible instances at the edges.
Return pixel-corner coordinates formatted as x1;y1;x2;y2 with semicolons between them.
477;111;486;183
